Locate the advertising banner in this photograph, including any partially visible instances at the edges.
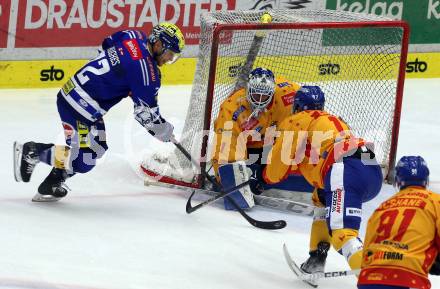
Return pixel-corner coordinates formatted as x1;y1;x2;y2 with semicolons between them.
15;0;235;48
0;0;11;48
1;0;323;60
1;0;440;60
326;0;440;45
1;0;440;88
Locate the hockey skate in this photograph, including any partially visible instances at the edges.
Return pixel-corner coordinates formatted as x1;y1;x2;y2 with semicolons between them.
298;241;330;287
33;168;70;202
301;241;330;274
13;141;48;182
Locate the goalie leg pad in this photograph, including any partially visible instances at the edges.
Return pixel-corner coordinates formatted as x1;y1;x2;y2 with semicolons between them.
219;161;255;211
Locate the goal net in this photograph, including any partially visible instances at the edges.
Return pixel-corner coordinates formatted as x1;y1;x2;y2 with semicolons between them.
141;9;409;188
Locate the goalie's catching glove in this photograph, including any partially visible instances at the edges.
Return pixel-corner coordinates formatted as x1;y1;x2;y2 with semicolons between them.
134;103;174;142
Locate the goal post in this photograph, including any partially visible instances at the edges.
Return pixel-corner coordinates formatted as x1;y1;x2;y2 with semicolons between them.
141;9;410;188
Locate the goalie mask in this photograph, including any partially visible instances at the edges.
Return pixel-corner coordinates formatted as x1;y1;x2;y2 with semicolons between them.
149;22;185;64
247;68;275;112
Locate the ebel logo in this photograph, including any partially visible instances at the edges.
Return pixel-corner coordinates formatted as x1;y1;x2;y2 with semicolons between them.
319;63;340;75
40;66;64;81
406;58;427;73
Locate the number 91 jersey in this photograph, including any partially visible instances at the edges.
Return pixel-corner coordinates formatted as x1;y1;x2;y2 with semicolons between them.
359;187;440;289
59;30;160;122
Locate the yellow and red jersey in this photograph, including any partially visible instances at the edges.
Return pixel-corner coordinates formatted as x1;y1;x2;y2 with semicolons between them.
212;77;301;174
263;110;365;188
359;186;440;289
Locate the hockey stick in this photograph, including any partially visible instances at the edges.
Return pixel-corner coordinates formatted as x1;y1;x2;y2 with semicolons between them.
171;137;286;230
234;12;272;91
282;244;359;288
254;195;313;216
185;180;251;213
144;179;314;216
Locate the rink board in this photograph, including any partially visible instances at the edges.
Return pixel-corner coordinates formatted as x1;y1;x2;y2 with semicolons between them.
0;52;438;89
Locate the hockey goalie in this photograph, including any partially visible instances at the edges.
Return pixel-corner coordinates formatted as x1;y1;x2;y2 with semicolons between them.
211;67;312;210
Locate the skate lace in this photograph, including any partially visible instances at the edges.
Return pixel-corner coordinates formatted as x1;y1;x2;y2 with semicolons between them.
24;154;39;173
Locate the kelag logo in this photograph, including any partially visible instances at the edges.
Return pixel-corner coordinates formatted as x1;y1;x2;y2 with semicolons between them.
330;0;403;19
319;63;340;75
40;66;64;81
406;58;427;73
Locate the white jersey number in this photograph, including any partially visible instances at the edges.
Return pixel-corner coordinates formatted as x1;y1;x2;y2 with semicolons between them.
77;52;111;85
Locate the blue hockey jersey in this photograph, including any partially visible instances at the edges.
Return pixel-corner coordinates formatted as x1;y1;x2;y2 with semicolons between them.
60;30;162;122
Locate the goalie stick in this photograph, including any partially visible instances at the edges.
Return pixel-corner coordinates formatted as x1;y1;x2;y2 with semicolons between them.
144;179;314;216
171;137;286;230
282;244;359;288
234;12;272;91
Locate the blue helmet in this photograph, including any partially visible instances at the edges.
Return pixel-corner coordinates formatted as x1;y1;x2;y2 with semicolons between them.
293;86;325;113
247;67;276;111
395;156;430;189
149;22;185;54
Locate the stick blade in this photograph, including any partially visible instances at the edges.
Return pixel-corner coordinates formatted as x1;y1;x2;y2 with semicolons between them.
185;191;196;214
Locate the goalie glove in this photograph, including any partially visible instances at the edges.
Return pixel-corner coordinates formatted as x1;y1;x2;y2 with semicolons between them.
134;102;174;142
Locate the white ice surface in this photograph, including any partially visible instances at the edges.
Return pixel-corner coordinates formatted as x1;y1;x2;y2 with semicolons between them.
0;79;439;289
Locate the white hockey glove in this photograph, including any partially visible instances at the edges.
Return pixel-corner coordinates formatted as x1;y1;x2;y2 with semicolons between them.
134;103;174;142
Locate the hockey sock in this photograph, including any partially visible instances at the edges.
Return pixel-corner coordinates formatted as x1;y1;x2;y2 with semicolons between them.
38;146;53;165
309;207;331;251
39;145;70;170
